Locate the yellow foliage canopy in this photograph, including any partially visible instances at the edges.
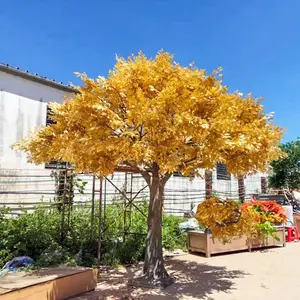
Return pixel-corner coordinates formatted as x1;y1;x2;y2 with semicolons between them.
15;51;283;177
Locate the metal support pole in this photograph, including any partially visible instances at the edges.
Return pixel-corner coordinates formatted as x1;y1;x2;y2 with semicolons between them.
97;178;103;267
129;173;133;229
60;168;67;243
103;179;107;224
104;176;147;217
67;170;73;229
90;175;96;240
101;176;148;235
123;173;127;242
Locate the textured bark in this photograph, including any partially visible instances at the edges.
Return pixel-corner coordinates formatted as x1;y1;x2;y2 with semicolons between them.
238;176;245;203
130;169;173;288
261;176;267;194
205;170;213;199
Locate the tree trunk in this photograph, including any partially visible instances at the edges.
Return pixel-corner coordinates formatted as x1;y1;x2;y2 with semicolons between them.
130;171;174;288
238;176;245;203
261;176;267;194
205;170;213;199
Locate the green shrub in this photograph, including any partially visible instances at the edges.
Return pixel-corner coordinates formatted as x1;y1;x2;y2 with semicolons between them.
35;244;65;267
0;206;60;266
63;203;94;254
163;214;187;251
0;201;186;268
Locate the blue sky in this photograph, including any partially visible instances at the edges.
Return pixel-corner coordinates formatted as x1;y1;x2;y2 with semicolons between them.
1;0;299;142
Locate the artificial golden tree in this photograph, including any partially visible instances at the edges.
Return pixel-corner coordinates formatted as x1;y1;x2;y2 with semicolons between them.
15;51;283;287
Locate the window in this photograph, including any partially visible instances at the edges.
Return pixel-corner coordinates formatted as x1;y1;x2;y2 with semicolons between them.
173;171;183;177
173;171;195;178
45;105;68;169
45;160;69;169
216;163;231;180
46;105;55;126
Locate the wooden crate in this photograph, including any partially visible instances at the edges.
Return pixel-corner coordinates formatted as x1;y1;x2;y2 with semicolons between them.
0;267;98;300
187;227;286;257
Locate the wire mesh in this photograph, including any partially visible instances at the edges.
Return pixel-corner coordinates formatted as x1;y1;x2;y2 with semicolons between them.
0;168;266;213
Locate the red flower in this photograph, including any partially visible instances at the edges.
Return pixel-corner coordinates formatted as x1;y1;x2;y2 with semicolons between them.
241;199;287;224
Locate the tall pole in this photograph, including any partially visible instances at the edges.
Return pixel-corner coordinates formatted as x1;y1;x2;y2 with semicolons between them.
123;173;127;242
130;173;133;230
90;175;96;240
67;169;73;230
60;168;68;243
97;178;103;267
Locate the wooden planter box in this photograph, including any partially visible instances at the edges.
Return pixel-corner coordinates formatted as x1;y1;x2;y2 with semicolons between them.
187;227;286;257
0;267;98;300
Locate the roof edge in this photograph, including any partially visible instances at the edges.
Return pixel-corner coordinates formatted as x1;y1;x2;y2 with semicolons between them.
0;63;78;93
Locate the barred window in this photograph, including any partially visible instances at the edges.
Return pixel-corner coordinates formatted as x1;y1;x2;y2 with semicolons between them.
46;105;55;126
45;160;69;169
216;163;231;180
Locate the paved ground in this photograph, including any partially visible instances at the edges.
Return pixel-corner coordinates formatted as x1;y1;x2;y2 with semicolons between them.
71;243;300;299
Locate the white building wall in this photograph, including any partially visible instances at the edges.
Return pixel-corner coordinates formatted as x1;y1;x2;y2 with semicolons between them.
0;71;67;103
0;71;71;169
244;173;265;195
0;71;72;206
0;91;47;169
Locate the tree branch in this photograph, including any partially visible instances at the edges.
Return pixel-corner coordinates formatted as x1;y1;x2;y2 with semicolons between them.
161;173;172;186
183;157;197;165
177;157;198;172
105;124;122;137
138;123;148;140
140;170;151;186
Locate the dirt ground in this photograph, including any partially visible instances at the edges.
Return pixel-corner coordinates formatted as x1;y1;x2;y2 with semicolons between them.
71;243;300;300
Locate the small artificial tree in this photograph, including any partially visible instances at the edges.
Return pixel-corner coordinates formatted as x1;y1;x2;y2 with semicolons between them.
15;51;283;287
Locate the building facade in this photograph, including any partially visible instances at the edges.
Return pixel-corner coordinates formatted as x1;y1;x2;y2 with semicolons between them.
0;63;76;170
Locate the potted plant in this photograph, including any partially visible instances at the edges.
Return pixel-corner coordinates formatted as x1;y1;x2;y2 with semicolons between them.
187;197;286;257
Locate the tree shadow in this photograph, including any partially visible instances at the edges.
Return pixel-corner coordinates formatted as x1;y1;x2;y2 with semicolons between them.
70;256;249;300
145;258;248;299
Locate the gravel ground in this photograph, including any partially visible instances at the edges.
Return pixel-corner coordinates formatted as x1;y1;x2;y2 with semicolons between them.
71;243;300;300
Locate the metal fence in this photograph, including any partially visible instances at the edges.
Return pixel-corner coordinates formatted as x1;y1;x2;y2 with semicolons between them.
0;167;267;264
0;167;266;215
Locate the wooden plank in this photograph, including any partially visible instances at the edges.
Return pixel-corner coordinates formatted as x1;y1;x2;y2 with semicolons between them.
0;268;98;300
